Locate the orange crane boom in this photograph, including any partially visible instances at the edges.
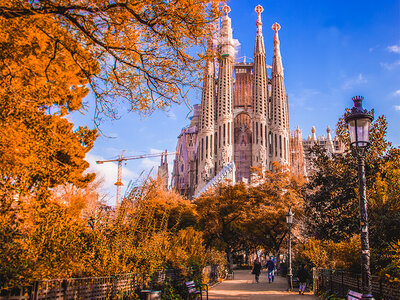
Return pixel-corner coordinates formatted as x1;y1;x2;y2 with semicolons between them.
96;151;176;207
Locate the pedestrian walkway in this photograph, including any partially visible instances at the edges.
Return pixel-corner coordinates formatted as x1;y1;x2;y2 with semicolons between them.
209;269;318;299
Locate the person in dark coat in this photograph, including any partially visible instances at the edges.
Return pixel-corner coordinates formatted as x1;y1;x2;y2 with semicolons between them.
297;265;309;294
252;258;262;283
266;257;275;283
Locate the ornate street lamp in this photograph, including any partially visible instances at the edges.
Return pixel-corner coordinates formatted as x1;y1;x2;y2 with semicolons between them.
286;207;294;291
344;96;374;300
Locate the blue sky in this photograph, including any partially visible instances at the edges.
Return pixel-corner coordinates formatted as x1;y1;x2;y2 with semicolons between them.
71;0;400;205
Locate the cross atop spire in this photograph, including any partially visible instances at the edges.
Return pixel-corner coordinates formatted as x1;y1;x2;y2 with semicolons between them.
222;4;231;16
272;22;281;50
255;5;264;34
272;22;281;32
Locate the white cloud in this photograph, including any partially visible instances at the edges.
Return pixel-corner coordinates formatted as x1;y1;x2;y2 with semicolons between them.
289;89;320;108
166;110;177;120
342;74;368;90
150;148;164;154
381;60;400;70
140;157;161;170
395;105;400;111
392;90;400;97
387;45;400;54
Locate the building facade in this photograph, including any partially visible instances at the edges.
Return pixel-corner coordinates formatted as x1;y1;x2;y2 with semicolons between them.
171;5;290;198
301;126;345;176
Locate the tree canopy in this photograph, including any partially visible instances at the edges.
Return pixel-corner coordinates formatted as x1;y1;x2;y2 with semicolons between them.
195;163;305;263
0;0;220;122
303;114;400;276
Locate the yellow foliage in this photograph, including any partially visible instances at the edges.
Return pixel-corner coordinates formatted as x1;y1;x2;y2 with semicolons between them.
298;235;360;271
0;178;206;288
1;0;221;119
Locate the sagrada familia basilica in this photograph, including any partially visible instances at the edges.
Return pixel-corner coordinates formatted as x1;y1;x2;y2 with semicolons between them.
159;5;344;199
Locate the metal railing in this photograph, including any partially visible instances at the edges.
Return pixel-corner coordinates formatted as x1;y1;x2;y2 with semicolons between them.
0;265;222;300
314;268;400;300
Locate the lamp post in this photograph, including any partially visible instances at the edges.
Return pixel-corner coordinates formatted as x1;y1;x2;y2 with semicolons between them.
344;96;374;300
286;207;294;291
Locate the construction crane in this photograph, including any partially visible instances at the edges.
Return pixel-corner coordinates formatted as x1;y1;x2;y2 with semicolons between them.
96;150;176;207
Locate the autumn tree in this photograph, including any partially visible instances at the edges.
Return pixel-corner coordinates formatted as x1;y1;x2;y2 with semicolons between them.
1;0;220;121
195;165;304;265
303;145;359;241
305;116;398;242
304;114;400;275
0;4;99;197
245;163;305;257
195;182;254;265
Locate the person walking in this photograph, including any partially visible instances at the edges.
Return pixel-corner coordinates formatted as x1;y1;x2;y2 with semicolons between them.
297;264;309;295
266;257;275;283
252;258;262;283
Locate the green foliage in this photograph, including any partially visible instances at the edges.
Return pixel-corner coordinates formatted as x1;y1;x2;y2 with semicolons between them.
305;114;400;276
304;145;359;242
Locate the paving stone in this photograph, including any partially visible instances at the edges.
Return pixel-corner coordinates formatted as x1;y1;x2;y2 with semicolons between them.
209;269;318;299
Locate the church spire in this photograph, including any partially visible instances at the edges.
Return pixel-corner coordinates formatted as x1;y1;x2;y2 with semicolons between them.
272;22;283;75
270;22;290;165
254;5;265;56
252;4;268;169
197;24;216;190
200;24;215;131
256;4;263;34
215;3;234;174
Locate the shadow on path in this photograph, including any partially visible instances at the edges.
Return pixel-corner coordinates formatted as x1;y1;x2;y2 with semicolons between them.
209;269;317;299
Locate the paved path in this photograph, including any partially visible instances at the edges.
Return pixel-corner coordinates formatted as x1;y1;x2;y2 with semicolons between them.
208;270;318;299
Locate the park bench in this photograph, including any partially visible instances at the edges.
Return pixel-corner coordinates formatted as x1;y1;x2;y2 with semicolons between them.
226;270;234;280
140;289;162;300
185;281;208;299
347;290;362;300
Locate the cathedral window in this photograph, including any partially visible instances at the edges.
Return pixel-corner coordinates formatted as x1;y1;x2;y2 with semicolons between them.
275;134;278;157
256;122;259;144
265;125;267;149
201;138;204;161
205;136;208;159
210;135;213;157
215;132;218;154
269;132;273;155
223;124;226;146
260;124;263;145
219;126;221;148
279;135;282;158
284;137;286;160
228;122;231;145
231;121;234;146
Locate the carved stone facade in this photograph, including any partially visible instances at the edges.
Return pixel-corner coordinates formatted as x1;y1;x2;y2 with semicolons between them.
301;126;345;177
171;5;291;198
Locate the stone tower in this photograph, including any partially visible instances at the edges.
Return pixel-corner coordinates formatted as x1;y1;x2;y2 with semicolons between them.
172;5;294;198
270;22;290;167
251;5;268;169
215;4;234;173
198;26;216;189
